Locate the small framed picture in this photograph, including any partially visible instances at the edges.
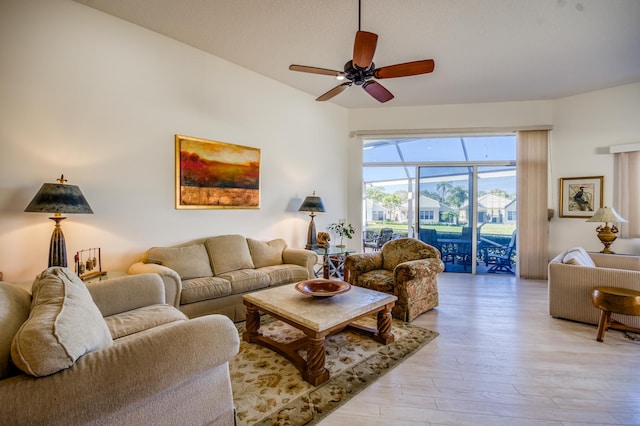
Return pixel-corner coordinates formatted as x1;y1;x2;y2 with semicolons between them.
559;176;603;218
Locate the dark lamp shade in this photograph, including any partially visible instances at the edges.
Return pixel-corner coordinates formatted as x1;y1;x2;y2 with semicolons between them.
298;195;326;213
25;183;93;214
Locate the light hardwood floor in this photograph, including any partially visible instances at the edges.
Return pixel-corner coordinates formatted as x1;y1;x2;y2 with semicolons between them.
319;273;640;426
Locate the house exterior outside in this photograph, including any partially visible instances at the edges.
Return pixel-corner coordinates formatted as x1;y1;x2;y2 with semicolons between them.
459;194;514;224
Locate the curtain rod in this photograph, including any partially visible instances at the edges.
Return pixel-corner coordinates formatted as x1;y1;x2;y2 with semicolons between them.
351;125;553;138
609;142;640;153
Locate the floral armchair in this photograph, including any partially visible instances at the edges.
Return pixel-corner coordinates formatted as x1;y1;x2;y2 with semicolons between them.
344;238;445;322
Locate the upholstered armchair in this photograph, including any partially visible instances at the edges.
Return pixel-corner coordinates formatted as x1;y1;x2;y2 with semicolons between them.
344;238;445;322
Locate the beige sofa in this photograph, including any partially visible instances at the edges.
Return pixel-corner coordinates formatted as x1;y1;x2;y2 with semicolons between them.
0;267;239;426
548;248;640;328
129;234;317;321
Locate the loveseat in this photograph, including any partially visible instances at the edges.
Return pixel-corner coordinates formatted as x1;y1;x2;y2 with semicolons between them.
548;247;640;328
344;238;444;322
0;267;239;426
129;234;317;321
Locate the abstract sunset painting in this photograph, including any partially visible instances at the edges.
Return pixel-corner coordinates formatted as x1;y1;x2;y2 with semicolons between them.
175;135;260;208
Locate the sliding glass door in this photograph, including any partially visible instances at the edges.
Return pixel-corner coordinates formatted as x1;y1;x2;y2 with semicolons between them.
363;135;517;275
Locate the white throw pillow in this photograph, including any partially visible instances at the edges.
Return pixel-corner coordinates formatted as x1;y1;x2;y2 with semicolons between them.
11;267;113;377
562;247;596;267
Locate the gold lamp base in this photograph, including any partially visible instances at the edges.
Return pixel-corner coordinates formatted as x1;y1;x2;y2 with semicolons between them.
595;224;619;254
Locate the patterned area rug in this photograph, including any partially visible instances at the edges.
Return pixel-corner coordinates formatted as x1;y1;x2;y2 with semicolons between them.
231;315;438;425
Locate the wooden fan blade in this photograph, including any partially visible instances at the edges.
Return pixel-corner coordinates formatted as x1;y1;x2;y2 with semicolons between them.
362;80;394;103
373;59;435;79
353;31;378;69
289;64;345;77
316;82;352;101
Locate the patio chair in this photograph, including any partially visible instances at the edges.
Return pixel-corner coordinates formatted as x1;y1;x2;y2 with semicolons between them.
485;230;517;273
362;230;378;248
363;227;393;252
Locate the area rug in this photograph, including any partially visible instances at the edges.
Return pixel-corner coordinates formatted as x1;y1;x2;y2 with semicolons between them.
230;316;438;425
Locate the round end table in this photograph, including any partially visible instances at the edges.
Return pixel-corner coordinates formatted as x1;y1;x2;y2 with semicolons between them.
591;286;640;342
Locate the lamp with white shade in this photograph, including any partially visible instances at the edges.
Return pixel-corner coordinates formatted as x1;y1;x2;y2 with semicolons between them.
586;206;627;254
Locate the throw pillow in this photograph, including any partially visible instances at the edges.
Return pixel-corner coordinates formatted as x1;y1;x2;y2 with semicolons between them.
562;247;596;267
147;243;213;280
0;282;31;379
205;235;255;275
11;267;113;377
247;238;286;268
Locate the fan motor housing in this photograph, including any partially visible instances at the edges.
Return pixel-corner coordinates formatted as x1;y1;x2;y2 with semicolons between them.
344;60;375;86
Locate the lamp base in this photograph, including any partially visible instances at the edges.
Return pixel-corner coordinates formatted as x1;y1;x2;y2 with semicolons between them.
49;216;67;267
305;215;318;251
596;224;618;255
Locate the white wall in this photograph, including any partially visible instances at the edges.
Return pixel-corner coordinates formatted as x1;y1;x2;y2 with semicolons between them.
549;83;640;257
0;0;349;282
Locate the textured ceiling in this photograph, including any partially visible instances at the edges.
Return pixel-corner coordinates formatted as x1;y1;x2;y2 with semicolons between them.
73;0;640;108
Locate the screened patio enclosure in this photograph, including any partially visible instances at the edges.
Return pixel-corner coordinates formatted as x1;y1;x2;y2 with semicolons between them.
362;135;517;275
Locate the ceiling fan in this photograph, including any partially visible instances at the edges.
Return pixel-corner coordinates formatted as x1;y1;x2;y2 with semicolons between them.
289;1;435;103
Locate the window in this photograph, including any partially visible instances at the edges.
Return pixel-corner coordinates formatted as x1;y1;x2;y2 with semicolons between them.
419;210;434;221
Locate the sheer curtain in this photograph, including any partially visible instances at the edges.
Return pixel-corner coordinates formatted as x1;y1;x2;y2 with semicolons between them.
614;151;640;238
517;130;549;279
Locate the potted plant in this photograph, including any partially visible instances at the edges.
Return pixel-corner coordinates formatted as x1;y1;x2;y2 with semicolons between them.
328;222;356;248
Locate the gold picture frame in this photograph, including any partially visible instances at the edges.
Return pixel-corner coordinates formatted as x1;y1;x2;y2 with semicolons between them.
175;134;260;209
559;176;603;218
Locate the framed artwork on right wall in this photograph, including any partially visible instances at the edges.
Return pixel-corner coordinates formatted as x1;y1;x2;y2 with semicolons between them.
559;176;603;218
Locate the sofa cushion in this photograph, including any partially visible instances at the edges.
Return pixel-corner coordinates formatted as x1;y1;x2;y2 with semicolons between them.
180;276;232;305
258;265;309;286
217;269;269;294
562;247;595;267
11;267;113;377
104;304;188;340
0;282;32;379
247;238;286;268
147;243;213;280
206;235;254;275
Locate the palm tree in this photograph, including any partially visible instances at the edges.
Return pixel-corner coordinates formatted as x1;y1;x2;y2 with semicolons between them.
447;186;468;208
436;181;453;201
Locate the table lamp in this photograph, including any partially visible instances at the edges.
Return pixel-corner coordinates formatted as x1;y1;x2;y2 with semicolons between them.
298;191;326;250
586;206;627;254
25;175;94;267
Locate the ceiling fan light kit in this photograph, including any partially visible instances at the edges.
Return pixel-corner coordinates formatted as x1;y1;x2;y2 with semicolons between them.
289;2;435;103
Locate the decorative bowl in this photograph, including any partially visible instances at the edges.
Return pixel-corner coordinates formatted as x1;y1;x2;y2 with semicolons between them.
295;278;351;298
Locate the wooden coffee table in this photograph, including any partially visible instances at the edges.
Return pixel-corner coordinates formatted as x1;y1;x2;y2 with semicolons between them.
242;283;397;386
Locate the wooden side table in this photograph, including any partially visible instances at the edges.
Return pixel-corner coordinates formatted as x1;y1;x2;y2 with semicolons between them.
591;286;640;342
